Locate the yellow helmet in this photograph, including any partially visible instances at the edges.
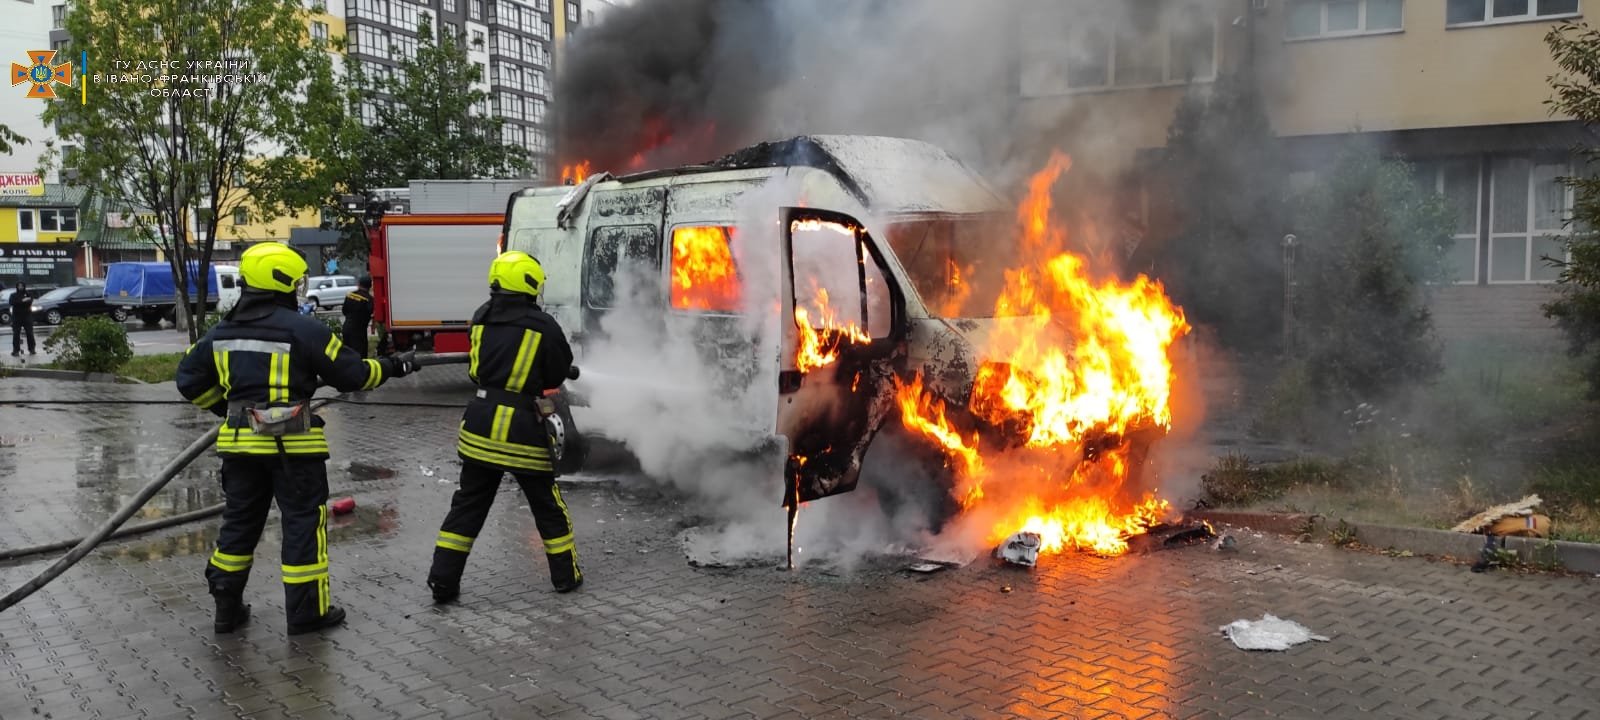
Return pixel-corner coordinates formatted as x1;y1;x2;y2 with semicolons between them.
239;242;307;294
488;250;545;297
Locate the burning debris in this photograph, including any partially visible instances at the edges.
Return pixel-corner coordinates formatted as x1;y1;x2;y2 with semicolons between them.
894;151;1191;560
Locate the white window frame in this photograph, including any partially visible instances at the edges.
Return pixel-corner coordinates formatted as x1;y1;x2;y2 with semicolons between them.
1054;14;1218;93
1445;0;1581;27
1286;0;1406;40
1420;159;1483;285
311;20;329;42
443;0;456;13
1487;155;1573;284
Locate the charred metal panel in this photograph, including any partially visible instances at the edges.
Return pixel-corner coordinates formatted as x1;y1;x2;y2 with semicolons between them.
782;353;901;505
592;188;668;219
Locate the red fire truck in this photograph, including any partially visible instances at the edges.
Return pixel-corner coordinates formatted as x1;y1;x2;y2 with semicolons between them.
365;180;533;352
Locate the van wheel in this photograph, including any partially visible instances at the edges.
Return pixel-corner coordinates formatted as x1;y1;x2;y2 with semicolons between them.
140;310;164;326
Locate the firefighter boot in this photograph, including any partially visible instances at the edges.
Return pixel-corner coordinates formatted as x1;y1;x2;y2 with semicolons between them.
548;549;582;593
213;595;252;634
287;606;347;636
427;578;460;604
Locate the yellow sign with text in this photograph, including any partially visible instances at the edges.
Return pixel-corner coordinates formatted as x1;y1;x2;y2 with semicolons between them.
0;174;45;197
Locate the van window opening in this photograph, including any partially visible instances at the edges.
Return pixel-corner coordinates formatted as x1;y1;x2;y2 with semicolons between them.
886;214;1025;318
584;225;660;309
669;225;741;313
790;219;871;335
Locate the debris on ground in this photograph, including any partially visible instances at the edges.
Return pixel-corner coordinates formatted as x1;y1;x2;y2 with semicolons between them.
995;532;1042;567
1212;534;1237;551
917;545;979;568
1452;495;1549;537
906;562;945;574
419;464;436;477
1219;614;1330;651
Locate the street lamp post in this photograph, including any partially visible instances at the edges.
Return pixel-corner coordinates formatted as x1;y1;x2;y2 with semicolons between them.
1282;233;1297;355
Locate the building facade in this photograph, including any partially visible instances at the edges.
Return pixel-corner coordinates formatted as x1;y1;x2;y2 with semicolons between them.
0;179;85;286
344;0;577;180
1016;0;1587;343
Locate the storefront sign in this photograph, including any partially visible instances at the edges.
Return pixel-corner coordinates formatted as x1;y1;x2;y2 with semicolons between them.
0;174;45;197
0;245;73;259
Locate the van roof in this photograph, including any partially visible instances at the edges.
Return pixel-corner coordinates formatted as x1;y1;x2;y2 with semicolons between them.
546;135;1007;215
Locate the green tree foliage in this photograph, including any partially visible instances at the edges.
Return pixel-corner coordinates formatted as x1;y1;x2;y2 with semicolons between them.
1544;21;1600;399
42;0;340;341
322;16;531;258
1151;74;1290;355
45;316;134;374
1289;145;1453;401
0;124;25;155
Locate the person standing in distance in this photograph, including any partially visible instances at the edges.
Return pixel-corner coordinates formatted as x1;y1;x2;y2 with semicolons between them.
427;251;579;603
340;276;375;358
176;242;415;635
9;281;37;356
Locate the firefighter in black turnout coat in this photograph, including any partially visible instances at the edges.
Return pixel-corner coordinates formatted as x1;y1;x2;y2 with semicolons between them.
427;250;579;603
340;276;375;357
176;242;415;635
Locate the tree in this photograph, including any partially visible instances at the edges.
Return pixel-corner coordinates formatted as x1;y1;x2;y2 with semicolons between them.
0;124;25;155
1148;73;1290;355
1545;21;1600;399
323;16;531;259
43;0;340;341
1288;145;1453;401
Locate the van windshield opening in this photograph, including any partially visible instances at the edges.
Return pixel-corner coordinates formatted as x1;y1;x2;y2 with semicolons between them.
885;214;1026;318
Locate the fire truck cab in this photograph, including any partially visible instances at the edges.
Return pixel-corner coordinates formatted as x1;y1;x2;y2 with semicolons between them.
504;135;1018;506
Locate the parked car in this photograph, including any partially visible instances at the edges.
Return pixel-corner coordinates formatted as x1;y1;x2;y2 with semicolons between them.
29;285;131;325
305;275;359;309
0;284;61;326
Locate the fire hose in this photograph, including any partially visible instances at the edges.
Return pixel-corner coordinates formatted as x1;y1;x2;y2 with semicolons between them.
0;351;484;614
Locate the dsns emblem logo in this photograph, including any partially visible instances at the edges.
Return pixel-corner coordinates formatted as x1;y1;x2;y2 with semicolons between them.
12;50;74;99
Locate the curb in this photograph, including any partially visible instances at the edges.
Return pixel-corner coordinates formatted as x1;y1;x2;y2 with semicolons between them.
1193;510;1600;575
0;367;128;384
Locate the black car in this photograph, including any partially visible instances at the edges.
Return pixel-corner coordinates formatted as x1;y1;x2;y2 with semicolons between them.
28;285;131;325
0;284;60;326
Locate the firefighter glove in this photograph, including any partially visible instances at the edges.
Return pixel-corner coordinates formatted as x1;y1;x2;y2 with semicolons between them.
386;350;416;378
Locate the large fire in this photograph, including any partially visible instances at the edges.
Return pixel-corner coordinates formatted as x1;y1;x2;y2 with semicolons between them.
895;151;1189;557
794;287;871;372
671;226;741;312
560;161;592;185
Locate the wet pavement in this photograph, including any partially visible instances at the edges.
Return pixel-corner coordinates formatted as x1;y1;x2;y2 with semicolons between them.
2;372;1598;719
2;325;194;367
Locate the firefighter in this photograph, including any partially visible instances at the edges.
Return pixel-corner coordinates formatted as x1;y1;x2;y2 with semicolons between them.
341;275;375;358
176;242;415;635
427;250;579;603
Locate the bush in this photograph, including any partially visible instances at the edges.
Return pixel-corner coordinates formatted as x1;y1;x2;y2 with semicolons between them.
1289;144;1453;403
44;316;134;373
196;312;224;336
1201;452;1349;506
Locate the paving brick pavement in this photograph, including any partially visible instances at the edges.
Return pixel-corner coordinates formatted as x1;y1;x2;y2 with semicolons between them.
2;373;1598;719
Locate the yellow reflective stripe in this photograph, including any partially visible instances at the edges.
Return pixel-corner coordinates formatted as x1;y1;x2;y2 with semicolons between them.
436;531;475;553
543;533;574;554
468;326;484;381
267;353;288;403
281;561;329;583
362;359;382;390
214;350;232;393
457;441;553;472
324;334;342;361
490;406;513;442
209;549;252;572
505;329;542;393
316;505;328;614
458;428;551;459
192;385;225;408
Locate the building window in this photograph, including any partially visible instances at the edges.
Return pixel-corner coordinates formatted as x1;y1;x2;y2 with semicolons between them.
40;209;77;232
51;3;65;28
1287;0;1404;39
445;20;460;40
1414;158;1482;283
471;0;483;20
18;210;33;231
567;1;578;23
311;20;329;42
472;29;485;47
1040;8;1216;92
232;209;249;226
1488;155;1572;283
1446;0;1579;25
444;0;456;12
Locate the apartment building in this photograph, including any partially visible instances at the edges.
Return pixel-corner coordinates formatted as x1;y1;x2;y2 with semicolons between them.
1017;0;1587;342
345;0;578;179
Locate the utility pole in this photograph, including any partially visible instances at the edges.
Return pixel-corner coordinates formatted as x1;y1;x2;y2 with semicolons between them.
1282;233;1297;355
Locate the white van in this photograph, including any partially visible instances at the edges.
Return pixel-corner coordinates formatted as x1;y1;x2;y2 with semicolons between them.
215;264;242;313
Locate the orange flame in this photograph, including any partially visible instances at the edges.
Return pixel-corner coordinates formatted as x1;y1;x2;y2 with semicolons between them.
670;226;741;312
560;161;592;184
894;150;1190;557
794;287;871;373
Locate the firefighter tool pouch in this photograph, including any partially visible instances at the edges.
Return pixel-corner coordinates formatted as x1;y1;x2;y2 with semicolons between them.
229;401;312;436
